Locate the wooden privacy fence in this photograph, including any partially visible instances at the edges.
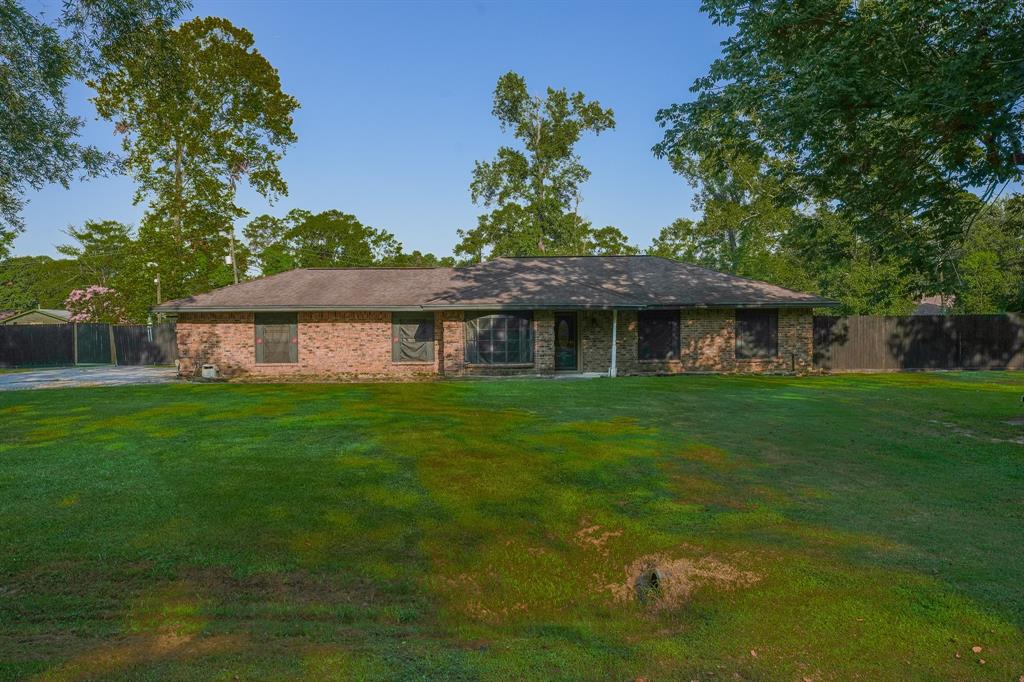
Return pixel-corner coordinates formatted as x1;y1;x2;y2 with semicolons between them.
0;324;74;367
0;322;177;368
813;315;1024;371
112;324;177;365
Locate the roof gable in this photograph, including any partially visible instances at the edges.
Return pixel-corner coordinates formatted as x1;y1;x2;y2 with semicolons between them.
1;308;71;323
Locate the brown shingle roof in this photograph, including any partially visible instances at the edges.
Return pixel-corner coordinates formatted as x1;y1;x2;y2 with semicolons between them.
153;256;836;312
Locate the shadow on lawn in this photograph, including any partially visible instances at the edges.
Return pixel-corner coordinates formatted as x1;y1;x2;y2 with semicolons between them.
2;379;1022;679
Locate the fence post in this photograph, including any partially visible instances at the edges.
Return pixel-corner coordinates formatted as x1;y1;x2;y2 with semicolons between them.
73;323;79;366
109;324;117;365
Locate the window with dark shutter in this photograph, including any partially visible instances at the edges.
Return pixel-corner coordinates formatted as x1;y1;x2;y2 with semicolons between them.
255;312;298;363
638;310;680;361
392;313;435;362
735;309;779;359
465;312;533;364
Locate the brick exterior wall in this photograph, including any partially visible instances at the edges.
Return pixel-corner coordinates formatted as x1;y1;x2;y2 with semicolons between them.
580;311;612;373
176;311;441;380
175;307;814;380
578;308;812;374
439;311;465;377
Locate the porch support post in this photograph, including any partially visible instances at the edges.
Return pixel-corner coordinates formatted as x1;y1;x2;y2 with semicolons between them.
609;309;618;377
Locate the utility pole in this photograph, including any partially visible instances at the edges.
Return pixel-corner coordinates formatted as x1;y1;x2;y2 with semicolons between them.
147;261;162;321
227;174;241;285
228;228;239;284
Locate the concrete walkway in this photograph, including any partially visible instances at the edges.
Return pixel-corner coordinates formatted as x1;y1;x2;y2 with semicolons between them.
0;366;178;391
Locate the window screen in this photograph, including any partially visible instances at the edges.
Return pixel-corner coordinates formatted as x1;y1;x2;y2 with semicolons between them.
735;309;779;359
392;313;435;362
465;312;533;364
638;310;680;361
255;312;298;363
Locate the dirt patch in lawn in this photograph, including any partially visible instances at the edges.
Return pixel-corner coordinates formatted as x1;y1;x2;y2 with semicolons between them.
928;419;1024;445
606;551;760;611
679;443;736;469
574;519;623;556
38;632;246;681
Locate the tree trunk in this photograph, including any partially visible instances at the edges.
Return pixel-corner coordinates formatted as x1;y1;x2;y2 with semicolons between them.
174;138;184;248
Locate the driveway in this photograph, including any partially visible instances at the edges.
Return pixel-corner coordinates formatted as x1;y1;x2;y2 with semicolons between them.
0;366;179;391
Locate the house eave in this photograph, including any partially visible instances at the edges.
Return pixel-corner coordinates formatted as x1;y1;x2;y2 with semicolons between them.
153;300;837;314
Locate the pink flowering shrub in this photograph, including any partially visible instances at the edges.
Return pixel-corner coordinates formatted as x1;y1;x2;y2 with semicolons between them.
64;286;130;324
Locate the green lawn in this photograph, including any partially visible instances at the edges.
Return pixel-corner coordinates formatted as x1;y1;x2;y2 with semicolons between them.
1;374;1023;680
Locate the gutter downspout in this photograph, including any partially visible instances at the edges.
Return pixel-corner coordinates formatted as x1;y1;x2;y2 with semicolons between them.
609;309;618;377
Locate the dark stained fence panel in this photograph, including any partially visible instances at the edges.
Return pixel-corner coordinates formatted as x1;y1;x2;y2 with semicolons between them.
113;323;178;365
891;316;959;369
76;323;111;364
814;314;1024;371
0;322;176;368
0;324;73;368
956;314;1024;370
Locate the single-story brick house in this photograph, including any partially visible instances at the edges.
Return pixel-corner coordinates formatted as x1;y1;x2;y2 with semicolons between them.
154;256;836;380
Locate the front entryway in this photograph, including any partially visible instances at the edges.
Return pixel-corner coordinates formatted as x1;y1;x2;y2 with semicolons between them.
554;313;578;370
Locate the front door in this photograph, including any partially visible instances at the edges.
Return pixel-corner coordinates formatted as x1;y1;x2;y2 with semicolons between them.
554;313;578;370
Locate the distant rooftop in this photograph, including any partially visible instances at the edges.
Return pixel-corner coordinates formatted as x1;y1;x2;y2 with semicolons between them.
1;308;71;322
36;309;72;320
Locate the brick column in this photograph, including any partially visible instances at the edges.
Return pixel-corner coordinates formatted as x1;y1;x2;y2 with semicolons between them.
534;310;555;373
780;308;814;372
616;310;639;372
440;311;465;376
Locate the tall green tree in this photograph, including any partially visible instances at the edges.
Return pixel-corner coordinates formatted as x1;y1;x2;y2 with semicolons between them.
91;16;298;301
57;220;135;287
0;0;188;256
647;218;698;261
56;219;160;321
954;196;1024;313
654;0;1024;281
387;251;457;268
647;207;922;314
673;148;804;279
586;226;638;256
458;72;615;258
244;209;402;275
646;146;814;291
0;256;82;310
785;210;922;314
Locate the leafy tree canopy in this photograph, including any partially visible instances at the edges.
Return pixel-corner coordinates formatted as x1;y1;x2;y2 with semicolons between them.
586;226;638;256
654;0;1024;274
91;15;298;302
0;256;82;311
458;72;615;258
57;219;161;322
57;220;135;287
0;0;188;256
954;196;1024;313
244;209;403;275
388;251;457;268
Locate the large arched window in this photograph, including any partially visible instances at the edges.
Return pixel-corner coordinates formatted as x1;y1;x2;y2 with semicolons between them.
465;312;534;365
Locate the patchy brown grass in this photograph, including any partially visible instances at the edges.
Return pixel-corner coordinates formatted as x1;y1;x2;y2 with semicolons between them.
606;549;761;611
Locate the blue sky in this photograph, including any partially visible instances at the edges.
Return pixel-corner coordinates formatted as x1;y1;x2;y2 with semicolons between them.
17;0;730;258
